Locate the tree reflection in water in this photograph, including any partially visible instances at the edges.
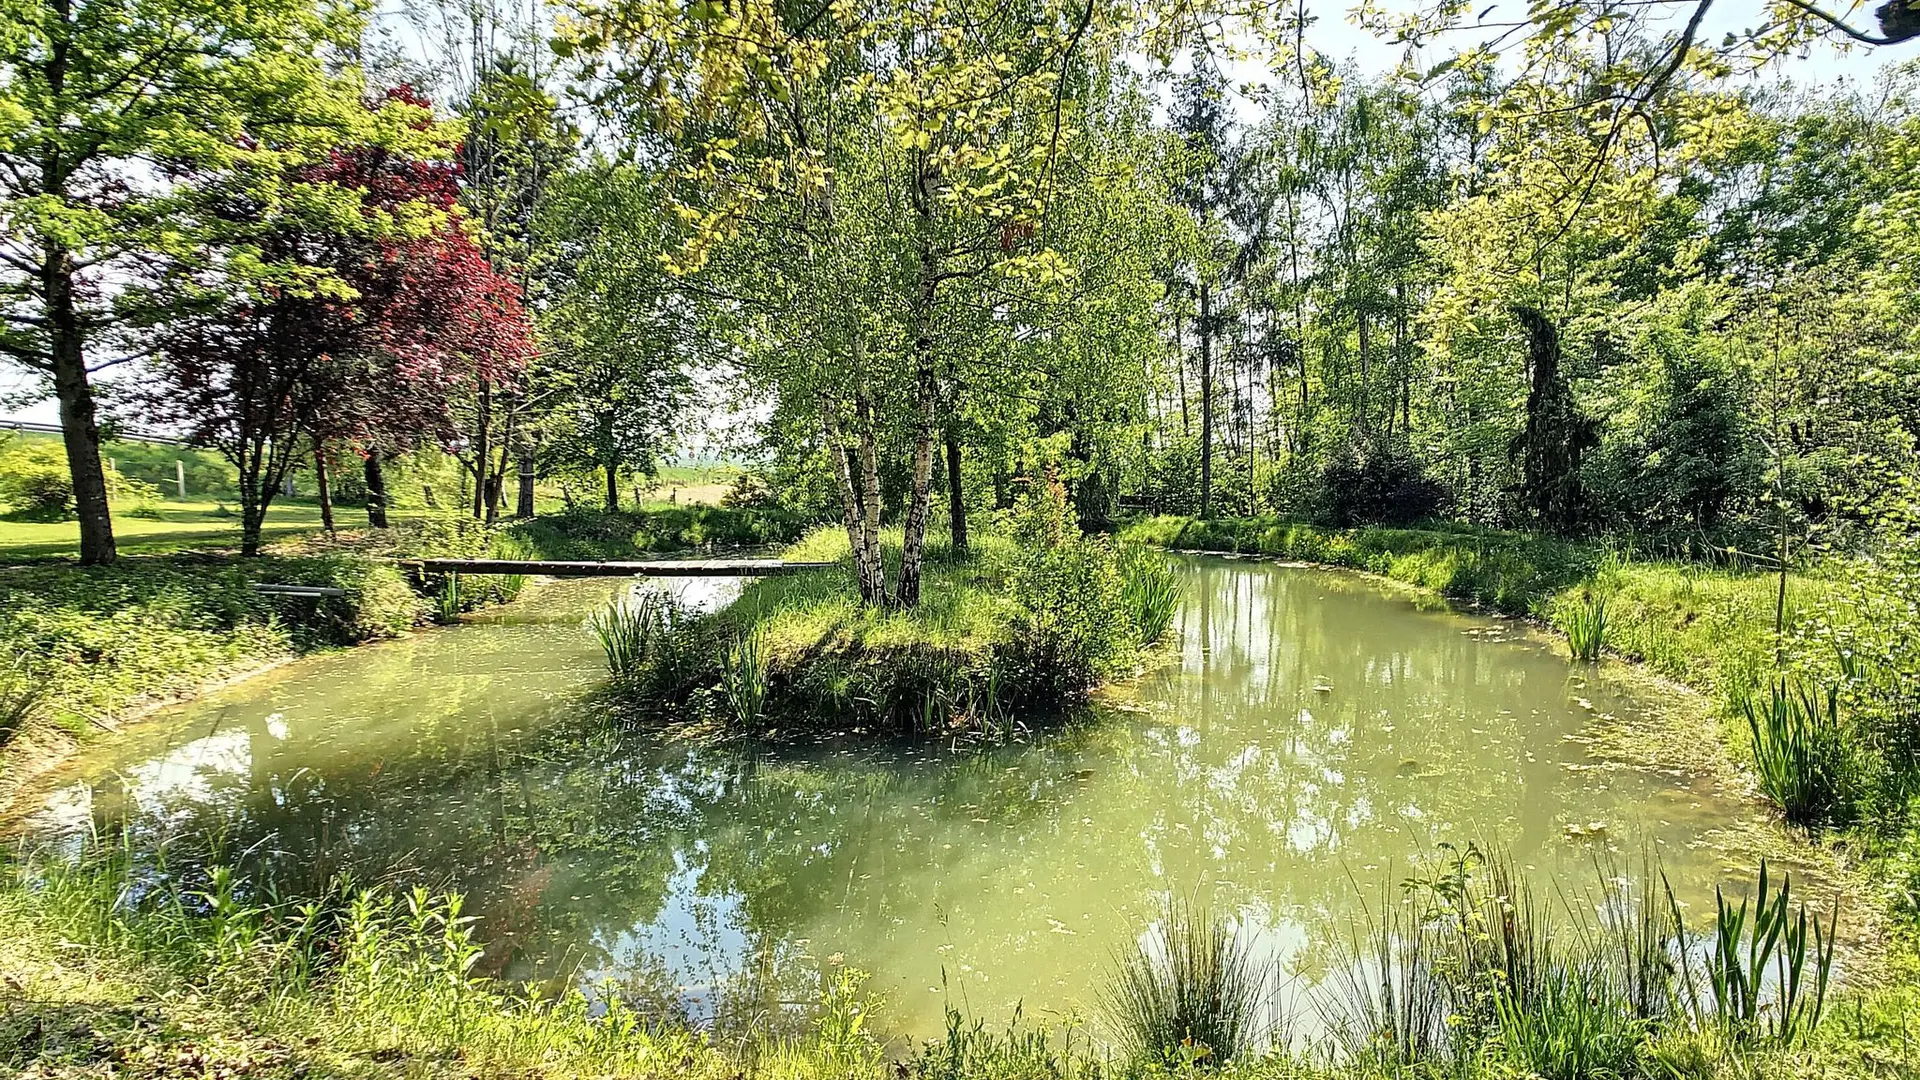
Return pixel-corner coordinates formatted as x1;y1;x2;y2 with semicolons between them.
32;561;1772;1042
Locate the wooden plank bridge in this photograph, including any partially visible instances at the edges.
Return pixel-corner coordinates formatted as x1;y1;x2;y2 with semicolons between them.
396;558;837;578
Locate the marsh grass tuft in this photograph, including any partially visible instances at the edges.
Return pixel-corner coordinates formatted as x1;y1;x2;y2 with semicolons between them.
590;589;681;679
1119;544;1181;646
721;626;770;725
1100;898;1273;1067
0;651;46;746
1743;680;1859;826
433;572;463;624
1562;590;1609;661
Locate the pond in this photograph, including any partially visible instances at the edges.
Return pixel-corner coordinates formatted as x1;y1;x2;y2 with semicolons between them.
19;555;1796;1046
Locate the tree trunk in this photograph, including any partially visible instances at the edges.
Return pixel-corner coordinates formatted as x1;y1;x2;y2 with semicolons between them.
896;246;940;609
853;387;886;603
945;423;968;558
1175;308;1190;438
604;462;619;512
516;447;536;518
824;393;883;605
313;440;334;533
1357;311;1372;436
472;376;491;519
363;451;390;528
47;249;116;565
1199;279;1214;520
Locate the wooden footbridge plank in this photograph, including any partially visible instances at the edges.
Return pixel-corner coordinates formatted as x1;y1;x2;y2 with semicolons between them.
397;558;837;578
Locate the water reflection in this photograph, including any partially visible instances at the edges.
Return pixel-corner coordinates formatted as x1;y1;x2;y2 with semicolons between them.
26;559;1776;1043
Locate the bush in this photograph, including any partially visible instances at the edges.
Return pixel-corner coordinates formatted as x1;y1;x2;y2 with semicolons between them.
0;438;166;520
1317;443;1449;527
510;506;808;560
1000;477;1132;701
0;439;80;519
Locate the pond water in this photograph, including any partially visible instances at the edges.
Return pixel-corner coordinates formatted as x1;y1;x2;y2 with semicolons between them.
21;556;1790;1046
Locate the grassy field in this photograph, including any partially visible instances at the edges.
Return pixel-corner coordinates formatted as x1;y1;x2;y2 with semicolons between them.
0;500;340;561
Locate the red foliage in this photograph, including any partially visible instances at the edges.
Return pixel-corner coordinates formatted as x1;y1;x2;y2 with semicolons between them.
150;88;535;462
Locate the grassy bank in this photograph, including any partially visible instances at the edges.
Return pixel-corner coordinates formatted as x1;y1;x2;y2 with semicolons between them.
4;838;1912;1080
596;492;1178;736
509;505;809;560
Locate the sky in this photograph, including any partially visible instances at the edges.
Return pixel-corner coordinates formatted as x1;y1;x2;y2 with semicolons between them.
5;1;1912;431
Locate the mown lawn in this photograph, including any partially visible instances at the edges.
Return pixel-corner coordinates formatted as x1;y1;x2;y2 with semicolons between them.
0;501;369;560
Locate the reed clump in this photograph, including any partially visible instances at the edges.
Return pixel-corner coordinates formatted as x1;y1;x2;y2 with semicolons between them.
1562;590;1609;661
1743;679;1861;827
1100;899;1273;1067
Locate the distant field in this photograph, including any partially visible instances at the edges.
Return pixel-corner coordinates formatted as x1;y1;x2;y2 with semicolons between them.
644;463;743;506
0;500;334;560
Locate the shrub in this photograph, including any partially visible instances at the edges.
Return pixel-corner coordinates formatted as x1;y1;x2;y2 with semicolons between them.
1001;479;1131;701
0;439;81;519
0;439;165;520
1318;444;1449;527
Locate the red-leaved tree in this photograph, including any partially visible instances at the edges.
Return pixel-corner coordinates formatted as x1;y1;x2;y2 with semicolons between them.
147;88;534;552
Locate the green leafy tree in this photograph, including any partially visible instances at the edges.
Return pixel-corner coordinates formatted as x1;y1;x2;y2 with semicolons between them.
0;0;381;563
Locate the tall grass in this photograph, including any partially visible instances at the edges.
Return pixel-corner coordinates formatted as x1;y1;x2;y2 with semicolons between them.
590;589;680;679
0;651;46;746
433;572;463;624
1119;544;1182;646
1743;680;1859;826
722;626;770;725
1100;898;1274;1067
1562;591;1609;661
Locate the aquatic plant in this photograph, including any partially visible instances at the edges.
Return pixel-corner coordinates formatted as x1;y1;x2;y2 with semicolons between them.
488;533;533;603
433;572;463;624
1119;545;1181;646
1668;859;1836;1047
721;626;769;725
590;591;666;678
1562;591;1608;661
1491;957;1647;1080
1743;680;1859;826
1100;898;1273;1067
1323;890;1449;1070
